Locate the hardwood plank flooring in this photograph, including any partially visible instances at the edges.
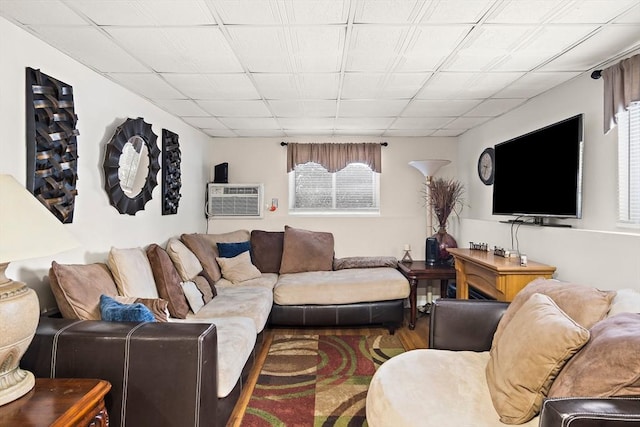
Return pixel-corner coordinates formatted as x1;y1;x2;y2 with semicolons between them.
226;308;430;427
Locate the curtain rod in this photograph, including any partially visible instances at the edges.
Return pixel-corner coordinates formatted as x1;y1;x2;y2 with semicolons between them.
280;142;388;146
591;70;602;79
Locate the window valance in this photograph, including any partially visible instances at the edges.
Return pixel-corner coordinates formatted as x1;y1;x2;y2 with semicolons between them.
286;142;382;173
603;53;640;134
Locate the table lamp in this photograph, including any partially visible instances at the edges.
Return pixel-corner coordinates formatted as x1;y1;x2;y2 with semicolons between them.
0;174;80;405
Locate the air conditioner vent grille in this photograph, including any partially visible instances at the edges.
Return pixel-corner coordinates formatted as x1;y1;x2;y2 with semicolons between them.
207;183;263;218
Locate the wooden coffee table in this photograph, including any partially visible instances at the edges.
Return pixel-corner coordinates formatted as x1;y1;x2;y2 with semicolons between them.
398;260;456;329
0;378;111;426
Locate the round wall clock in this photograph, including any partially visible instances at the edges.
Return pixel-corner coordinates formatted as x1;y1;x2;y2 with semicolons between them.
478;147;495;185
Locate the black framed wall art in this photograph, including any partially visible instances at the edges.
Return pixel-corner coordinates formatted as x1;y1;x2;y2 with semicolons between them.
161;129;181;215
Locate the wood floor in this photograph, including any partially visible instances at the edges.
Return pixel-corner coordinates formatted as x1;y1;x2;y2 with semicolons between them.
226;308;431;427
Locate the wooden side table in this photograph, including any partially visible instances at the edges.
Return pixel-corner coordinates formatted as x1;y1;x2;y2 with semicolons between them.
397;260;456;330
0;378;111;427
447;248;556;301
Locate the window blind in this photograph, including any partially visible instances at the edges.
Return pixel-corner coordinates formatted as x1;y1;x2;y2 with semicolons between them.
618;102;640;225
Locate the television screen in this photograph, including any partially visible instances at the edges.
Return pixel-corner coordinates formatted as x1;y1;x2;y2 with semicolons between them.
492;114;583;220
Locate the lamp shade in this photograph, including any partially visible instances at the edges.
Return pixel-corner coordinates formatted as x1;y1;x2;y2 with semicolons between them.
0;174;79;263
408;160;451;177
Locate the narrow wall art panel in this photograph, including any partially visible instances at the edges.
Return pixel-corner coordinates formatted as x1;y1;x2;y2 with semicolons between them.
25;67;79;223
162;129;181;215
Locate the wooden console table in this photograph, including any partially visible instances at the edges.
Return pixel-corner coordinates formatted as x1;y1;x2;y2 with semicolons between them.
397;260;456;330
447;248;556;302
0;378;111;426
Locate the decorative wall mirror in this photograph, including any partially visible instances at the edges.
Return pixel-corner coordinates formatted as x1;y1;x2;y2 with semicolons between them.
103;117;160;215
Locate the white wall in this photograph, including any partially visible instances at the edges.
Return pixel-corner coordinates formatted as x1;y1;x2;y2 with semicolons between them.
458;68;640;290
206;137;458;259
0;18;210;311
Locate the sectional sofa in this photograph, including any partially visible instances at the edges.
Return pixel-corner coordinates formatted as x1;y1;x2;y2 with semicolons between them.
22;226;410;427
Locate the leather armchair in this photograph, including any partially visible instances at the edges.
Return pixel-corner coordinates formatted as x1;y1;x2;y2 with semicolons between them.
429;299;640;427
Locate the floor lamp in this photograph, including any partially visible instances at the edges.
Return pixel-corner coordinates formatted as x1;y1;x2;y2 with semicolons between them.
409;160;450;311
0;174;79;405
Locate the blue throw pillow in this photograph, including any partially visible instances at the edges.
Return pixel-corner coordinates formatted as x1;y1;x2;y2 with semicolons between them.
100;295;155;322
217;241;251;258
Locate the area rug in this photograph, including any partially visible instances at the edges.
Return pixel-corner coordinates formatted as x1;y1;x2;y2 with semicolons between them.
243;334;405;426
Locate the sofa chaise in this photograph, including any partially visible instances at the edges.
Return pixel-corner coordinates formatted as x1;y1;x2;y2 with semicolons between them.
22;226;410;427
366;279;640;426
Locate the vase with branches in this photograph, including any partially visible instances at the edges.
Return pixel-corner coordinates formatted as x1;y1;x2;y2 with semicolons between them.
424;178;465;262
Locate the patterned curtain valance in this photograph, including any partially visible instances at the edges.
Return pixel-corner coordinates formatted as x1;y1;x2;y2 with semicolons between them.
286;142;382;173
603;53;640;134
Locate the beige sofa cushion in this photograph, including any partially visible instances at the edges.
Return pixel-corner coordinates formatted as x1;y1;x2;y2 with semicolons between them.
274;267;409;305
216;251;262;284
215;272;279;290
181;230;251;282
108;247;159;299
493;278;614;347
548;312;640;398
279;226;334;274
166;237;203;282
366;349;539;427
49;261;118;320
486;293;590;424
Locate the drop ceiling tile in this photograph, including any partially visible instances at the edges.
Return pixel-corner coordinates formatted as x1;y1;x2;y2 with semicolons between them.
0;0;87;25
341;73;430;99
285;129;336;136
291;26;345;72
391;117;453;129
338;100;409;117
268;100;337;116
284;0;349;24
106;27;242;73
162;74;260;99
421;0;494;23
397;25;472;71
443;116;491;129
335;117;395;129
217;117;281;130
495;72;580;98
539;25;640;70
196;100;272;116
279;117;335;129
26;26;148;72
299;73;341;98
107;73;185;98
614;3;640;23
551;0;639;24
346;25;408;71
233;129;286;137
334;129;386;136
252;74;299;99
383;129;435;136
155;100;209;116
464;98;526;117
182;116;228;129
485;1;568;24
66;0;214;25
417;72;524;99
354;0;422;23
226;26;292;72
202;128;238;137
431;129;467;137
212;0;281;24
402;99;482;116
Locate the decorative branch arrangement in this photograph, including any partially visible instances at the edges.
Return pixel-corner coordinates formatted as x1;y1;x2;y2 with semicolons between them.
25;67;79;223
425;178;465;231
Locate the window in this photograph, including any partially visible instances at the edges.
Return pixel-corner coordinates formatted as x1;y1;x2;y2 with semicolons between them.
617;102;640;226
289;162;380;214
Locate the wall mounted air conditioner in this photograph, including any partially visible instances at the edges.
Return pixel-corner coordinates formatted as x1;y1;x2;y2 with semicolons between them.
206;183;264;219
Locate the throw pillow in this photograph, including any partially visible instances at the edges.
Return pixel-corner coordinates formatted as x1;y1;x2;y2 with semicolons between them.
486;293;590;425
146;244;190;319
166;237;203;282
493;278;614;348
548;312;640;398
250;230;284;273
217;241;251;258
100;294;155;322
49;262;119;320
216;251;262;284
279;226;334;274
194;275;214;302
181;233;222;283
114;296;169;322
181;281;205;313
606;288;640;317
108;247;159;299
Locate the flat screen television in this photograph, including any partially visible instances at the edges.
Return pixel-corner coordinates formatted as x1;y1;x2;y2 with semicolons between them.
492;114;584;224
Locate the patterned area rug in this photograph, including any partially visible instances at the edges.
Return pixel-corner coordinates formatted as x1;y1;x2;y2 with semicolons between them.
243;334;405;426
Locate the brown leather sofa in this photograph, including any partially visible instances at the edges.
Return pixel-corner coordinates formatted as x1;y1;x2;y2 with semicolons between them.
22;316;263;427
429;299;640;427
